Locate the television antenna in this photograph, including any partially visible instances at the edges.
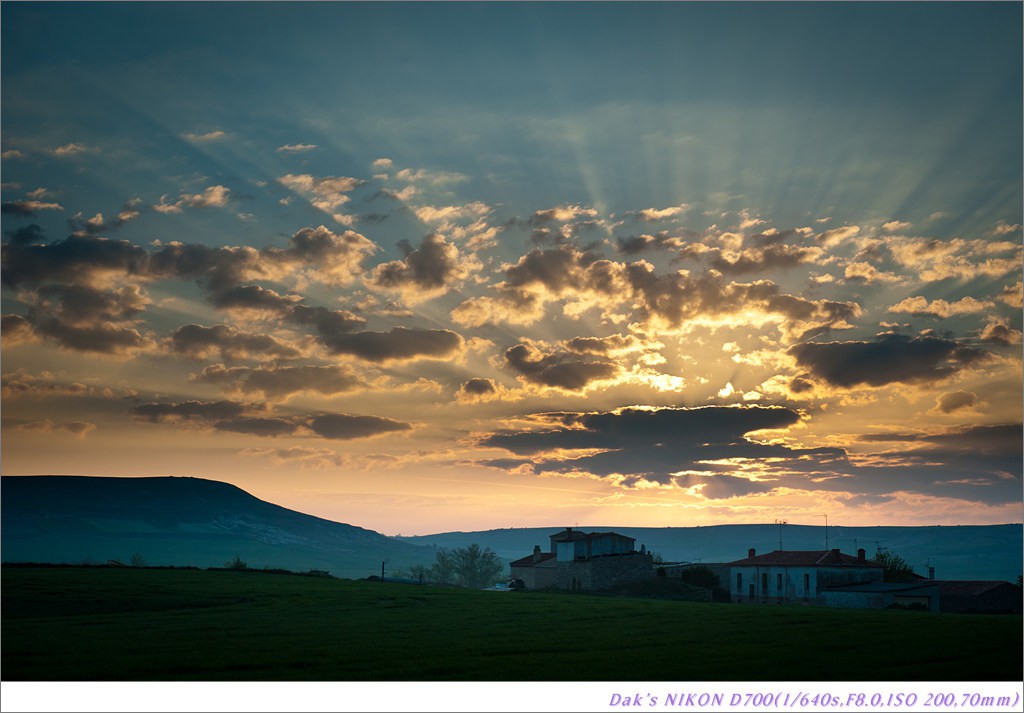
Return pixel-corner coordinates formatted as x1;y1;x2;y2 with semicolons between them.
774;519;788;550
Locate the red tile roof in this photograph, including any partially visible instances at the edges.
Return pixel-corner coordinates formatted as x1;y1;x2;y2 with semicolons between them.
727;549;881;568
509;552;557;567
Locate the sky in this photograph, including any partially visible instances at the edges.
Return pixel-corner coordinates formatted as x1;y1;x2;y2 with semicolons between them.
1;2;1021;536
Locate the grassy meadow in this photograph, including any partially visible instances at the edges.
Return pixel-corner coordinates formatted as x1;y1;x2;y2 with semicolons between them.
2;566;1020;681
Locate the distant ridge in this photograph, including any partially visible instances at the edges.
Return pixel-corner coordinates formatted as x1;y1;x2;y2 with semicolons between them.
1;475;434;578
397;523;1024;582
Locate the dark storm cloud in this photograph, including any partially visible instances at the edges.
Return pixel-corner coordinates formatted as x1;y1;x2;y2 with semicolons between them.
211;285;301;313
479;405;834;485
503;343;620;391
1;200;63;217
3;224;376;295
130;400;252;423
460;378;498;396
368;233;470;293
2;232;148;288
708;243;823;275
213;417;301;438
936;390;976;414
286;304;366;335
1;313;35;342
306;413;411;440
788;333;987;388
190;363;367;399
320;326;464;362
169;324;303;362
32;317;149;354
564;334;647;356
33;284;148;325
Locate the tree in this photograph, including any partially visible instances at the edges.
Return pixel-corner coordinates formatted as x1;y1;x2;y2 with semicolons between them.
129;552;147;567
451;543;504;589
225;555;248;570
429;549;456;585
872;550;915;582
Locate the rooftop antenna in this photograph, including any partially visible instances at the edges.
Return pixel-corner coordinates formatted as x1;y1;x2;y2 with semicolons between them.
774;519;787;550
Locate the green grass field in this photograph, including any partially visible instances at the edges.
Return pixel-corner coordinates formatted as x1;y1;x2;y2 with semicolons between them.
2;566;1020;681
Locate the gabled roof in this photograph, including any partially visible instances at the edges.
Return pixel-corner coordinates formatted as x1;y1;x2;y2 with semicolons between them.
509;552;557;567
727;549;881;568
938;580;1018;596
550;529;635;543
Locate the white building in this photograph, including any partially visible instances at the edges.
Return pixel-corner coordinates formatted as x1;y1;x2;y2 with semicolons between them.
728;548;883;604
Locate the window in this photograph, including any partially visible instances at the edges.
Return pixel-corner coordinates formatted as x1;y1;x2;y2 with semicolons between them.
761;572;768;593
804;573;810;594
736;573;742;591
776;573;783;591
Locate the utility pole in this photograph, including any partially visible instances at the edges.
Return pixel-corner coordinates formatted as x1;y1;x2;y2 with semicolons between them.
822;513;829;549
381;560;385;582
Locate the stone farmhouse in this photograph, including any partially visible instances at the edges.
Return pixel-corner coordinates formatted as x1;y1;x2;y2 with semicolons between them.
509;527;654;591
728;547;883;604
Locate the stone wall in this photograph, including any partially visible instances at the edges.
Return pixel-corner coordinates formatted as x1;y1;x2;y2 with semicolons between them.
555;552;654;591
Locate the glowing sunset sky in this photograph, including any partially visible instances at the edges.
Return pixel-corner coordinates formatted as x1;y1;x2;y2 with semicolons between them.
2;2;1021;535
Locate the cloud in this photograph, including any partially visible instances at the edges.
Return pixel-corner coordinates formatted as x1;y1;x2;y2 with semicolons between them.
503;342;622;392
882;220;912;232
368;233;480;303
130;400;253;423
153;185;230;213
708;243;825;276
183;130;227;141
885;237;1022;282
28;284;149;325
530;204;599;225
2;149;26;160
212;417;302;437
478;405;840;487
888;295;995;318
52;143;90;157
997;281;1023;308
455;377;517;404
817;225;860;247
319;326;464;363
979;318;1023;345
452;245;861;339
31;318;151;355
1;313;37;344
935;390;977;414
12;419;96;437
614;232;691;255
277;143;317;153
843;261;901;283
620;205;689;222
169;324;303;362
788;333;987;388
69;200;143;235
412;202;490;224
2;231;148;289
306;413;411;440
2;200;64;217
1;370;135;399
190;363;368;399
989;221;1021;236
371;158;394;171
277;173;364;212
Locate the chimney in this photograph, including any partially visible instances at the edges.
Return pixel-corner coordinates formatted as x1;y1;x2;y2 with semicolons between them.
532;545;541;563
748;548;756;558
928;566;935;580
857;548;866;562
831;548;840;562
